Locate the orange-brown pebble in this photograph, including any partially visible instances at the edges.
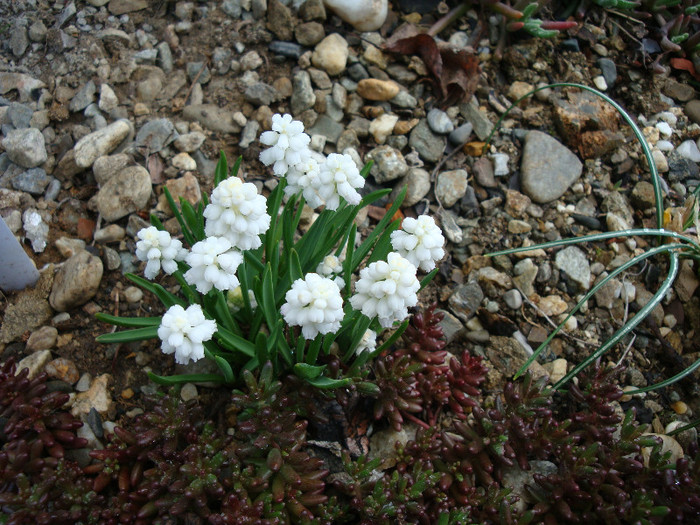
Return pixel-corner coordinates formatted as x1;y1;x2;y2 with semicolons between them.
356;78;400;101
362;105;385;118
121;388;134;400
393;118;419;135
464;142;486;156
672;401;688;415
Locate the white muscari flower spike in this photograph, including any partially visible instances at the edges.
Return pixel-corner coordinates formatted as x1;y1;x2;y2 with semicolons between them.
349;252;420;328
281;273;344;340
157;304;217;365
259;113;311;176
316;254;345;289
184;236;243;294
204;177;271;251
390;215;445;272
355;329;377;356
284;155;324;209
135;226;187;280
315;153;364;211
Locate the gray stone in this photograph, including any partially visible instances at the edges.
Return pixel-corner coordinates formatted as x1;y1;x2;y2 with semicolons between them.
7;102;34;129
291;70;316;114
93;153;131;186
240;121;260;149
520;130;582;203
133;118;177;154
28;20;48;42
597;58;617;87
436;169;468;208
601;191;634;229
391;168;431;207
108;0;149;15
49;251;103;312
44;179;61;201
0;72;46;103
12;168;51;195
186;62;211;84
448;121;473;145
513;258;538;297
308;114;344;143
472;157;496;188
182;104;240;134
269;41;305;59
69;81;97;113
134;49;158;65
156;41;174;73
173;131;206;153
367;145;408;183
10;24;29;57
74;119;131;168
295;21;325;46
449;281;484;322
103;246;121;270
390;90;417;108
594;273;621;309
503;289;522;310
95;166;152;222
2;128;47;168
409;119;445;163
427;108;454;134
243;82;279;106
222;0;241;17
212;47;232;74
17;350;52;379
267;0;294;41
436;309;464;344
459;98;494;140
555;246;591;291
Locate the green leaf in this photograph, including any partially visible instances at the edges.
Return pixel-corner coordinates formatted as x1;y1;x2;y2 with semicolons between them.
148;372;226;385
553;250;681;390
149;214;165;230
163;186;195;246
180;198;205;241
290;249;303;283
261;264;278;330
374;319;409;355
343;224;357;297
302;375;353;389
95;312;161;328
353;186;406;270
213;355;235;383
215;325;256;357
126;273;185;308
293;362;326;380
96;325;159;343
214;150;229;187
419;268;439;291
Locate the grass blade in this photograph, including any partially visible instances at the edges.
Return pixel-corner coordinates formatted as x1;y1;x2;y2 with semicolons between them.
95;313;161;327
96;325;159;343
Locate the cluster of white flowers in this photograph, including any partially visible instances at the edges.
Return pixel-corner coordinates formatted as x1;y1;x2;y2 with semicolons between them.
356;329;377;355
135;226;187;280
158;304;217;365
204;177;271;251
390;215;445;272
316;254;345;288
184;236;243;294
350;252;420;328
259;113;311;176
281;273;344;339
260;114;364;211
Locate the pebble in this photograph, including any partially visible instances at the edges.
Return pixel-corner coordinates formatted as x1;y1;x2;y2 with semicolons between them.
135;120;181;156
45;357;80;384
71;373;114;418
369;114;398;144
157;173;201;212
98;84;119;112
537;295;568;316
448;282;484;322
69;80;97;112
630;181;656;209
592;75;607;91
291;70;316;114
93;153;130;186
75;373;92;392
308;114;344;143
49;251;104;312
597;58;617;87
426;108;454;134
685;99;700;124
391;167;431;207
26;325;59;352
244;82;279;106
503;289;522;310
356;78;400;101
16;350;52;379
173;131;205;152
94;224;125;243
409;119;445;163
459;98;494;140
182;104;240;133
508;220;531;234
7;102;34;128
664;79;695;102
240;121;260;149
74;119;131;168
2;128;48;168
367;145;408;183
472;157;496;188
554;246;591;291
520;130;582;203
95;165;152;221
312;33;349;76
436;169;468;208
676;139;700;162
323;0;387;32
180;382;198;401
449;122;473;145
491;153;509;176
12;167;51;195
172;152;197;170
123;286;143;303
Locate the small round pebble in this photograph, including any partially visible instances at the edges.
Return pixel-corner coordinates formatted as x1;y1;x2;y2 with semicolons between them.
503;289;522;309
672;401;688;415
123;286;144;303
121;387;134;399
180;382;198;402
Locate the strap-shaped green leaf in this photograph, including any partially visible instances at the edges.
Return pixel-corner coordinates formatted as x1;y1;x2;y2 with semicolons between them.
96;325;159;343
180;198;205;241
163;186;195;246
214;150;229;186
261;264;278;330
213;355;235;383
419;268;439;291
148;371;226;385
126;273;185;308
289;249;303;283
302;375;353;389
294;362;325;380
95;312;161;327
374;319;409;355
353;185;406;270
215;325;256;357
